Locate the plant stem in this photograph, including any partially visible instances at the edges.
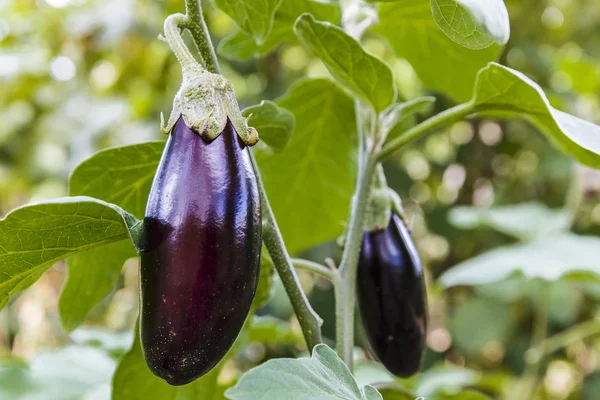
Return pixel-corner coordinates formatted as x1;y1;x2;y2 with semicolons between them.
251;152;323;349
529;319;600;363
291;258;337;281
516;282;550;400
181;0;323;350
163;14;198;73
335;99;378;368
184;0;221;74
377;102;475;162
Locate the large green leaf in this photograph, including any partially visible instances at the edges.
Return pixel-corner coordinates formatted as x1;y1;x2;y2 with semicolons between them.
0;346;115;400
448;202;572;242
243;101;295;153
431;0;510;50
439;233;600;287
218;0;341;60
376;0;501;101
226;344;382;399
214;0;283;44
112;326;222;400
0;196;140;309
294;13;396;112
59;142;163;331
256;78;356;254
449;297;514;355
59;241;135;332
471;63;600;167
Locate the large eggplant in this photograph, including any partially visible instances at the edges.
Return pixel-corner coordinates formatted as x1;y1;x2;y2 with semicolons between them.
357;213;427;377
139;116;261;386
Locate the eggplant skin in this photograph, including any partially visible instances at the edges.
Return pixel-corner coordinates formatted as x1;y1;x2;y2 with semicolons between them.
139;116;261;386
357;213;427;378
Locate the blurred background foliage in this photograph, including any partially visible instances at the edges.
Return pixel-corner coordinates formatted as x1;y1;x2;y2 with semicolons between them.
1;0;600;399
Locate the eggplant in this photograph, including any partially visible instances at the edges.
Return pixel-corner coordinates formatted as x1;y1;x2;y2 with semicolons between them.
139;116;261;386
357;213;427;377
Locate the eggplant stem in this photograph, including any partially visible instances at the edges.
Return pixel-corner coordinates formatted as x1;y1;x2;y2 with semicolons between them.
163;14;199;74
184;0;221;74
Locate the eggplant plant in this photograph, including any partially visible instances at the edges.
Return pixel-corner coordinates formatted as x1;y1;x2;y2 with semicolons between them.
2;0;600;399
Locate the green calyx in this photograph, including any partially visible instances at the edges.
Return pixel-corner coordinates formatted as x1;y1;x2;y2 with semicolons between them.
363;164;405;231
161;14;258;145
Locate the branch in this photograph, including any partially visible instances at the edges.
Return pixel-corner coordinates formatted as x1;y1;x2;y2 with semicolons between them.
252;152;323;349
376;102;475;162
292;258;337;281
184;0;221;74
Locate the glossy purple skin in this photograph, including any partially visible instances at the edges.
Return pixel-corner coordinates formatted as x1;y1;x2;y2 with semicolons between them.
139;117;261;386
357;213;427;378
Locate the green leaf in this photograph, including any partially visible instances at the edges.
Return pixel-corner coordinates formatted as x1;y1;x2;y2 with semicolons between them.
0;346;115;400
243;101;295;153
471;62;600;167
380;96;436;139
294;13;396;112
0;196;140;309
219;21;293;60
431;0;510;50
376;0;501;101
449;297;514;355
439;233;600;287
256;78;356;254
214;0;283;44
112;325;222;400
59;241;135;332
226;344;381;399
68;142;163;218
447;202;572;241
218;0;341;60
59;142;162;331
247;315;303;345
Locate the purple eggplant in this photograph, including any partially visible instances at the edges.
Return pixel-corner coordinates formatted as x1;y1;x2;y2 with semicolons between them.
357;213;427;377
139;116;261;385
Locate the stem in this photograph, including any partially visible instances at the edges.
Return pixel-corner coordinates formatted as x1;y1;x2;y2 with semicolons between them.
335;99;378;369
163;14;198;72
529;319;600;363
516;282;550;400
251;151;323;349
291;258;336;281
377;102;475;162
184;0;221;74
181;0;323;349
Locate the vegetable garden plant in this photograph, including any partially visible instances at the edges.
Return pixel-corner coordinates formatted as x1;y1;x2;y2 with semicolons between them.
2;0;600;399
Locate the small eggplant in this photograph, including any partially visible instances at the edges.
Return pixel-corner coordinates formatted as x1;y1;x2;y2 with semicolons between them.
357;213;427;377
139;116;261;386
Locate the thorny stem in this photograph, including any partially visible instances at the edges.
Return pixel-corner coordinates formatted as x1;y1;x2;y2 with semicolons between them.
181;0;323;350
251;153;323;349
184;0;221;74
